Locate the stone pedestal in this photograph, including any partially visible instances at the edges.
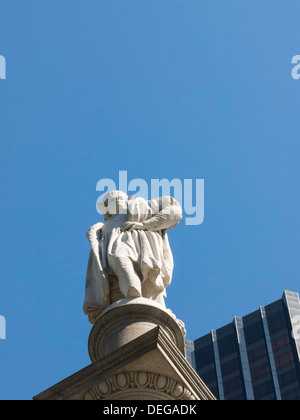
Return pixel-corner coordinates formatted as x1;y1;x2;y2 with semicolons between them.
88;298;186;361
33;299;216;401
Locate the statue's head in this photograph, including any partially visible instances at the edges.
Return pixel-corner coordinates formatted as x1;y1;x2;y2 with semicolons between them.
97;190;129;220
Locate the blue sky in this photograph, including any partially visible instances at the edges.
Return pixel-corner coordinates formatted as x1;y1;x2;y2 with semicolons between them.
0;0;300;400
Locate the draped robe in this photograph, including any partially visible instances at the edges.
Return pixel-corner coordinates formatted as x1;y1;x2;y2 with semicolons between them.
83;196;182;323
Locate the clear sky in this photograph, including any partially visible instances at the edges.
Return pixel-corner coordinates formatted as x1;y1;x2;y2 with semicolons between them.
0;0;300;400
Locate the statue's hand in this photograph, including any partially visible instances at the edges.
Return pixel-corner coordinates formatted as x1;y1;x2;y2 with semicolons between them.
120;221;145;232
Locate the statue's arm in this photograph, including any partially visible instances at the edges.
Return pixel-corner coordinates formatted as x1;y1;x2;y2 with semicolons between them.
86;222;104;254
121;197;182;232
142;196;182;231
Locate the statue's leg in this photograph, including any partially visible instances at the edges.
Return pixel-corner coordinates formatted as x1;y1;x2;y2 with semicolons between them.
108;275;125;302
142;275;166;308
109;256;142;298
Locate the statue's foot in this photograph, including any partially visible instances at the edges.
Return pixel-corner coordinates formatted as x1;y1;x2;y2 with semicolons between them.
127;286;141;298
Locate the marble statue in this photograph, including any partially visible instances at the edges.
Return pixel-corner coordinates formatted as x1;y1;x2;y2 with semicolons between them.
83;190;182;324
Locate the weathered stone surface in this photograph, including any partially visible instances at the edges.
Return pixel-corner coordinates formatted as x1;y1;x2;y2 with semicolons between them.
33;191;216;401
88;297;186;361
33;327;216;401
83;191;182;323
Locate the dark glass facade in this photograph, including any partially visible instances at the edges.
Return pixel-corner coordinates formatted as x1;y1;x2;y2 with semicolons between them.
193;334;219;399
185;291;300;400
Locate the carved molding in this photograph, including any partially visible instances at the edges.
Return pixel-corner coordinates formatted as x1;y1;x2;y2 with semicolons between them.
84;371;196;400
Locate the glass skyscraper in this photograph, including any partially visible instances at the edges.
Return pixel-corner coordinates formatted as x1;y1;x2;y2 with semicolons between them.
185;290;300;400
